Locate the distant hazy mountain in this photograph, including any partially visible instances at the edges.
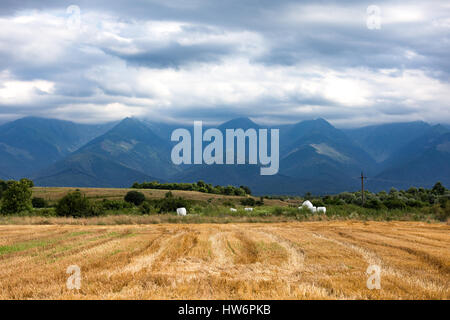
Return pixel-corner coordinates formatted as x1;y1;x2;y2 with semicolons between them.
176;117;264;189
142;120;187;141
177;118;374;194
279;119;376;191
370;125;450;190
34;118;179;186
34;153;156;188
2;116;449;194
0;117;115;178
344;121;431;163
176;117;298;194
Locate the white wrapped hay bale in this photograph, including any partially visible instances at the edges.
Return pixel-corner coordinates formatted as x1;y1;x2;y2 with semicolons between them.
302;200;313;209
176;207;187;216
244;208;253;211
230;208;237;212
311;206;317;213
317;207;326;214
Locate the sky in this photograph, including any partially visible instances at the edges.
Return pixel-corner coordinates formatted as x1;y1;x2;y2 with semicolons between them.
0;0;449;127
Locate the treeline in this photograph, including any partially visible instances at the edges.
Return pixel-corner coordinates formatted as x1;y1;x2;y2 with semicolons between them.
263;182;448;208
0;177;195;217
282;182;449;221
1;178;448;221
132;180;252;196
311;182;448;208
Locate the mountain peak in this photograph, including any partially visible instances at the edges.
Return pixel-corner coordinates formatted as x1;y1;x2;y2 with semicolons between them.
289;118;335;133
431;124;450;134
219;117;259;130
118;117;140;124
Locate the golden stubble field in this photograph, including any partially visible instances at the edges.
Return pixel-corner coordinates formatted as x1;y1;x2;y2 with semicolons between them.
0;221;448;299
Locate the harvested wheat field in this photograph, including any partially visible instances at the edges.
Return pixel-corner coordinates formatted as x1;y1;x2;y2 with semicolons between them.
0;221;448;299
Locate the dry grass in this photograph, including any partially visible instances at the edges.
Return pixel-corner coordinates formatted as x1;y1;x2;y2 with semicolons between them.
0;214;301;225
32;187;291;207
0;221;448;300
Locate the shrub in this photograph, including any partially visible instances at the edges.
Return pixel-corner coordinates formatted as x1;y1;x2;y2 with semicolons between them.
223;200;234;207
383;198;406;210
56;191;102;217
147;197;192;213
239;185;252;195
312;199;325;207
165;191;173;198
124;191;145;206
160;197;191;213
272;207;284;216
139;201;152;214
432;182;446;195
0;180;8;199
255;197;265;206
32;197;47;208
364;198;384;210
38;208;56;217
0;180;33;214
405;198;424;208
240;197;256;206
101;199;132;210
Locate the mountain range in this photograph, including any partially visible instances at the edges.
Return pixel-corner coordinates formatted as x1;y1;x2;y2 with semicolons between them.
0;116;448;195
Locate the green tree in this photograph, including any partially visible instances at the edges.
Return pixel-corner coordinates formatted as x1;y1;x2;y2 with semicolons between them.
19;178;34;188
0;180;33;214
0;180;8;199
165;191;173;198
364;198;384;210
139;201;152;214
32;197;47;208
239;185;252;195
240;197;256;206
56;191;101;217
124;190;145;206
432;182;446;195
197;180;206;189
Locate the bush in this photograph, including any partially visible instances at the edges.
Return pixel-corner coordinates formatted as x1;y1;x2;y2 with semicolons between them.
312;199;325;207
101;199;133;210
0;180;33;214
432;182;446;195
0;180;8;199
159;197;191;213
272;207;284;216
383;198;406;210
139;201;152;214
255;197;265;206
32;197;47;208
364;198;384;210
240;197;256;206
124;191;145;206
223;200;234;207
434;200;450;221
131;181;252;196
56;191;102;217
146;196;192;213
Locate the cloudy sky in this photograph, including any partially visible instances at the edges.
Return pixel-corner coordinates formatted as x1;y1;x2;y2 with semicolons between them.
0;0;449;127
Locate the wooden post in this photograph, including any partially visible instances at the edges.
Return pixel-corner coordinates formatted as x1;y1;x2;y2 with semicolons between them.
361;172;366;206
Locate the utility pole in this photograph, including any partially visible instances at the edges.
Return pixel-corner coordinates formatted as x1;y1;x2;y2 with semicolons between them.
361;171;367;206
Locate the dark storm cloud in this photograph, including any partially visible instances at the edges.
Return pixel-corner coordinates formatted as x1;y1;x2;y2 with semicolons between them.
103;42;233;69
0;0;449;126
